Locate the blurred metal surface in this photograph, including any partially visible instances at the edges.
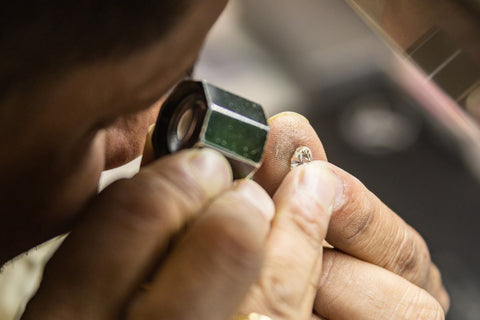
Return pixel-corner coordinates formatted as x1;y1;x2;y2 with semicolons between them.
350;0;480;110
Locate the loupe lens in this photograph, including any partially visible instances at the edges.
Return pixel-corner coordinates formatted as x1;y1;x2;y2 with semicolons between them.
167;94;206;152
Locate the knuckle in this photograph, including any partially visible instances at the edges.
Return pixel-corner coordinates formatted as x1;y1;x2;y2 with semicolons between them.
201;211;265;270
424;263;443;295
400;290;445;320
142;163;209;209
390;229;418;275
291;209;326;248
104;178;160;219
257;266;298;318
389;228;431;285
283;191;330;248
429;264;442;288
318;249;339;289
427;264;450;312
318;251;356;308
336;189;374;242
103;166;206;233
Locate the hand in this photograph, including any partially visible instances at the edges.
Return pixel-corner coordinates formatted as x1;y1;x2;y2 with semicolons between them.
22;149;276;319
248;112;449;320
21;115;340;320
22;112;448;320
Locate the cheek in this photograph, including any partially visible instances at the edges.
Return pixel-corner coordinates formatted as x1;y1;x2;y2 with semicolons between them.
103;99;162;169
50;131;106;219
0;131;106;260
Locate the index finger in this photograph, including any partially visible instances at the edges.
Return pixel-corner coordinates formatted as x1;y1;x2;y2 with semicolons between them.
254;112;327;195
324;163;449;310
23;149;232;318
253;112;449;310
254;111;430;284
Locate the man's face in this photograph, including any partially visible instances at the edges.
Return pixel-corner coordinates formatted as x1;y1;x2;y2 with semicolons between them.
0;0;228;262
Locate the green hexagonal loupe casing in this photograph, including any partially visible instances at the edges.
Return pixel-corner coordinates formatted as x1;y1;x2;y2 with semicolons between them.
151;80;269;179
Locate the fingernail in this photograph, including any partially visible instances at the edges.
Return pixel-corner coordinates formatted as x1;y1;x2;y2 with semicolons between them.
234;180;275;222
269;111;310;124
298;162;343;214
189;149;232;192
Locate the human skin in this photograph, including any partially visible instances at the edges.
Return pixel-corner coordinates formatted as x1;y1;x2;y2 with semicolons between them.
0;1;448;319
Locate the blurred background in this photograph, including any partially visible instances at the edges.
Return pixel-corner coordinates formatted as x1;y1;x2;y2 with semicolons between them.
1;1;479;319
197;1;480;319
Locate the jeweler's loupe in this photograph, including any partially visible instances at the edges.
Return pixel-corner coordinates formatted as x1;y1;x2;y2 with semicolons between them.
151;80;269;179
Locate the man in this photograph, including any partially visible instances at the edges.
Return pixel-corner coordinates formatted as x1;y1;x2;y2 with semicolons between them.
1;1;448;319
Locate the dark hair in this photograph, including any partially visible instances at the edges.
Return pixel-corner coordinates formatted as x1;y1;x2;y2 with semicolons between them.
0;1;188;98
